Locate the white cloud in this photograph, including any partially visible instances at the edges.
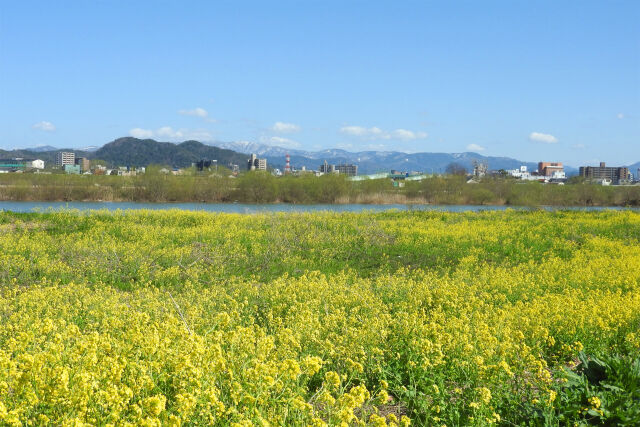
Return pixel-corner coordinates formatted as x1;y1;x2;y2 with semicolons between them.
340;125;427;140
157;126;184;138
129;128;154;138
617;113;625;119
466;143;485;152
529;132;558;144
129;126;212;141
179;107;208;118
340;126;383;137
259;135;300;148
365;143;389;150
335;142;354;150
272;121;300;133
33;121;55;131
391;129;428;140
179;107;216;123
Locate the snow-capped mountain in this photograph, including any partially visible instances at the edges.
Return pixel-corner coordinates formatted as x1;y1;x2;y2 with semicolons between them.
212;141;315;158
210;141;543;174
26;145;59;152
80;145;100;152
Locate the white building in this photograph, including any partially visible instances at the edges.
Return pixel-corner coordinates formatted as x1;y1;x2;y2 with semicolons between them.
28;159;45;169
508;166;538;180
508;165;566;181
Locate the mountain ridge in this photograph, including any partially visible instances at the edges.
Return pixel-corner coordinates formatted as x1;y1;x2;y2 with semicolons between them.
4;138;638;176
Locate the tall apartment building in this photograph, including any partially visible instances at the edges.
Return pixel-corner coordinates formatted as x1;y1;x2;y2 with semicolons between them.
247;154;267;171
55;151;75;167
579;162;631;184
538;162;563;177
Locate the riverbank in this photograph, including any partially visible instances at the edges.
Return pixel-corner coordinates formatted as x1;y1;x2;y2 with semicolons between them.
1;172;639;206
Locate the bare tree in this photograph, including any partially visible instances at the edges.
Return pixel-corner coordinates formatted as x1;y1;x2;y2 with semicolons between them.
445;162;467;176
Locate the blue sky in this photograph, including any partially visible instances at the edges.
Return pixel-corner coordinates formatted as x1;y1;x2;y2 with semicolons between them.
0;0;638;166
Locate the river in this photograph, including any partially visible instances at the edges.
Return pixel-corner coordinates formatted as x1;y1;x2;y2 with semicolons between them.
0;201;638;213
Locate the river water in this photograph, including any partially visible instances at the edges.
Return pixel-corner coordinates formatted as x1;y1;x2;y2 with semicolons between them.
0;201;638;213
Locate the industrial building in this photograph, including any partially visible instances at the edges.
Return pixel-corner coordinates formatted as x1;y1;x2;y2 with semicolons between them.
319;160;358;176
247;154;267;171
55;151;75;167
319;160;336;174
472;160;488;178
579;162;631;184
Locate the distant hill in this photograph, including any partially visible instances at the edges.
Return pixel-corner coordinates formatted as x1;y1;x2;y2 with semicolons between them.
28;145;59;152
1;138;249;168
0;147;90;164
3;138;637;176
627;162;640;175
92;137;249;168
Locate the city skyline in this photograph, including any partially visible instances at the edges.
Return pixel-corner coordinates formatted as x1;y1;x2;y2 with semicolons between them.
0;0;638;166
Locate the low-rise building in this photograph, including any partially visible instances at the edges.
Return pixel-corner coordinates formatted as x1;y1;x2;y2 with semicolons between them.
63;164;81;174
508;166;540;181
0;158;45;171
0;159;26;171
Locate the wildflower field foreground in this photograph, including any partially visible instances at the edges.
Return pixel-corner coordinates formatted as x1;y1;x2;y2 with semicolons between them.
1;209;640;426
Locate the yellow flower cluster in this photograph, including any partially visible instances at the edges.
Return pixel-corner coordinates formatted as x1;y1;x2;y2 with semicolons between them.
0;209;638;425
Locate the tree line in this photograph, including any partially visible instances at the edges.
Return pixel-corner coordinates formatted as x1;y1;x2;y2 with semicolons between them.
0;169;639;206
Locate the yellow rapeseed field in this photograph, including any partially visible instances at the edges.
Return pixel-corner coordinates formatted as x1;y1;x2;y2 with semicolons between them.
1;209;639;425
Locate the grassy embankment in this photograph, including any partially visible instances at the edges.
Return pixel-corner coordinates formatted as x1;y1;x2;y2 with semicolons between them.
1;209;640;425
1;171;640;205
